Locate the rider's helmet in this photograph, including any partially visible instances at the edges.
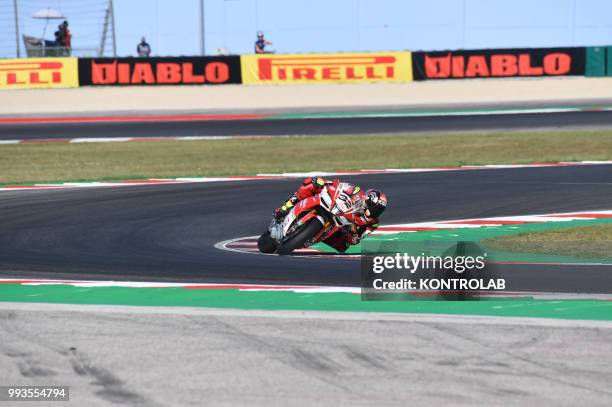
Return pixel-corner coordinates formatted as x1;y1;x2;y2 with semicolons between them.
364;189;388;218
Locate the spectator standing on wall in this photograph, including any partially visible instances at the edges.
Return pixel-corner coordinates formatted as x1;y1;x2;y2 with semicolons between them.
254;32;272;54
54;24;64;47
61;21;72;53
137;37;151;57
54;21;71;56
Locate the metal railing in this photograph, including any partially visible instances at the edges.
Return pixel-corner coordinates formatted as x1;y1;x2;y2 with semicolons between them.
23;35;98;57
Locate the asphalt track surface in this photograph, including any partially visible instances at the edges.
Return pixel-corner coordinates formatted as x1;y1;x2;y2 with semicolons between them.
1;165;612;293
2;110;612;140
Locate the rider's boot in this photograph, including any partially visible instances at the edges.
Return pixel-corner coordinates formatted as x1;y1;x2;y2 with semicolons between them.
322;231;351;253
274;194;299;220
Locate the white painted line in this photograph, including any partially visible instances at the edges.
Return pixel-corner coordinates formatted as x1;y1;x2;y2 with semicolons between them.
171;177;261;182
0;140;20;144
0;278;320;290
175;136;233;141
214;236;262;255
256;171;376;177
574;160;612;164
70;137;133;143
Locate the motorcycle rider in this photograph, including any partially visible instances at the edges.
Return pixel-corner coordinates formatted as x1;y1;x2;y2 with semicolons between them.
274;177;388;252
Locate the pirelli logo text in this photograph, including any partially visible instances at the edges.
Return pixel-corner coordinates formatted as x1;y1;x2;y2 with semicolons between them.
241;52;412;85
258;56;395;81
0;58;78;89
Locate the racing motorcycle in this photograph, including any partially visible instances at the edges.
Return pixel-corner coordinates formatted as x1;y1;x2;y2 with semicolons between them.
257;180;364;255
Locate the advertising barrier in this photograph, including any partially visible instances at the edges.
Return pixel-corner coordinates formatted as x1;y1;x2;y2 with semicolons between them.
78;56;242;86
0;46;595;90
412;47;586;80
0;57;78;90
241;52;413;85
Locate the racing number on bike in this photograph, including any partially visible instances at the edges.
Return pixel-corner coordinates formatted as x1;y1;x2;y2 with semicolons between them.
337;193;353;213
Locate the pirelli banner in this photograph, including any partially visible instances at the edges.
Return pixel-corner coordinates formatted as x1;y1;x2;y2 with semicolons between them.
412;47;586;80
0;57;78;90
78;56;242;86
241;52;413;85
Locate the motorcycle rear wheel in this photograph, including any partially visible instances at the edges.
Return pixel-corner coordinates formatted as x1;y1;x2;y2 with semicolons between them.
277;218;323;255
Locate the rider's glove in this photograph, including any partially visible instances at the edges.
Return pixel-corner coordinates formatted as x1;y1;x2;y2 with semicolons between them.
312;176;325;191
273;207;284;220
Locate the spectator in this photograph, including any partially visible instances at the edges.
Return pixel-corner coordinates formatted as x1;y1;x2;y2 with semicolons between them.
61;21;72;53
53;21;71;56
254;31;272;54
137;37;151;57
54;24;64;47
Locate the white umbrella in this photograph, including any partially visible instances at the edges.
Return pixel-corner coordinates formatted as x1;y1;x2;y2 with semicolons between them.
32;8;65;19
32;8;65;39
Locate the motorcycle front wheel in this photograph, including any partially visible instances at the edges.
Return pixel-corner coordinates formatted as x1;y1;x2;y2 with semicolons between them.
257;231;278;253
276;218;323;255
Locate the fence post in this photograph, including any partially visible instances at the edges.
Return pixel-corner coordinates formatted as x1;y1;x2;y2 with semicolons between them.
13;0;20;57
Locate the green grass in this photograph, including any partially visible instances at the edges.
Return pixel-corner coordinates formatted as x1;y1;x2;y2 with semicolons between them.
482;224;612;260
2;130;612;185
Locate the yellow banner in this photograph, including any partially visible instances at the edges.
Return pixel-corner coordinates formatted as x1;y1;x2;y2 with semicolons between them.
0;58;78;90
241;52;413;85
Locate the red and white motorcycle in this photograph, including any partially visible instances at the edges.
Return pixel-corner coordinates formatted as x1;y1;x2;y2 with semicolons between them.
257;180;364;255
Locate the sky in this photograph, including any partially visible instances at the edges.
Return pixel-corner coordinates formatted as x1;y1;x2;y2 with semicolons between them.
2;0;612;58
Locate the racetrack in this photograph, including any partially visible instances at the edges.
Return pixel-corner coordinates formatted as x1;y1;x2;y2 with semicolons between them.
2;110;612;140
2;112;612;406
1;164;612;293
2;111;612;291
